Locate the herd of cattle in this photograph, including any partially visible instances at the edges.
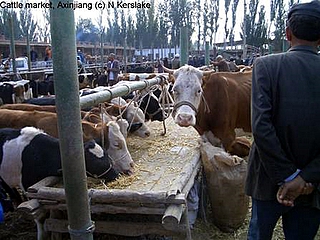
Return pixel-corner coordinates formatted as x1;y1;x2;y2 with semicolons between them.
0;64;253;216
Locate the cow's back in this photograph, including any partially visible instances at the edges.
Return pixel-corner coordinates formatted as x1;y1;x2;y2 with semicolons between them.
0;103;57;113
0;109;59;137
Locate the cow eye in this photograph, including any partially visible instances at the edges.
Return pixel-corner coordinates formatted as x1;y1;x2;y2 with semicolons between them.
114;141;123;149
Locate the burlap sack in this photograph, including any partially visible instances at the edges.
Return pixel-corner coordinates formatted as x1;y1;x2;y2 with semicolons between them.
200;140;249;232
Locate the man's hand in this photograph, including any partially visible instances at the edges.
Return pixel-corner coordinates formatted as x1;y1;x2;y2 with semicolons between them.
277;175;314;207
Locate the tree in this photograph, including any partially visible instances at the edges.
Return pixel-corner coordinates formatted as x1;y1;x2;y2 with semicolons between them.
112;8;121;47
242;0;259;47
0;9;22;40
135;8;148;51
168;0;180;50
203;0;220;49
75;18;99;43
19;7;38;41
147;0;159;51
126;14;136;49
224;0;232;48
157;2;170;50
229;0;240;49
271;0;287;52
39;8;50;43
119;10;127;46
194;0;202;53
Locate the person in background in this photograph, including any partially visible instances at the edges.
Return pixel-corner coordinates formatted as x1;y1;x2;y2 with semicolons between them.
171;53;180;69
246;1;320;239
163;57;169;68
77;49;85;64
211;55;230;72
30;47;38;62
44;45;52;61
156;58;164;73
106;53;120;86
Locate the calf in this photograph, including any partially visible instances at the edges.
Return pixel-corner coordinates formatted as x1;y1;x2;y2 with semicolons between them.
0;109;134;174
0;127;118;192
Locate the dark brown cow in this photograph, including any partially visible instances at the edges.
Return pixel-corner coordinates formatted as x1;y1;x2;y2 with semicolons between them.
164;65;252;157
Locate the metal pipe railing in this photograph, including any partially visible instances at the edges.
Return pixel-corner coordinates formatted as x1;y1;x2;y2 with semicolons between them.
80;76;165;110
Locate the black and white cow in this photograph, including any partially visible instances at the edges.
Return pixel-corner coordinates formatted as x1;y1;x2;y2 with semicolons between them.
139;89;165;122
0;127;119;193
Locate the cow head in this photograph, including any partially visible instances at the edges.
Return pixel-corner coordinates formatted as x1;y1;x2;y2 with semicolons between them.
124;103;151;138
84;140;119;182
164;65;213;127
106;121;134;175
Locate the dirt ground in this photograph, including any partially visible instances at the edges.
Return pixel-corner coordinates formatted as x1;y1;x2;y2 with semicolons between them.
1;204;320;240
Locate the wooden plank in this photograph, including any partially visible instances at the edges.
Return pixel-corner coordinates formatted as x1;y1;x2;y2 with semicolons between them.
182;159;202;194
44;219;187;237
17;199;40;213
167;151;200;198
27;176;61;193
40;203;166;215
28;187;187;205
27;186;65;201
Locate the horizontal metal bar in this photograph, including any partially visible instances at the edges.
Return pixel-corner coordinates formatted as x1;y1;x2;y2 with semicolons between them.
79;76;164;110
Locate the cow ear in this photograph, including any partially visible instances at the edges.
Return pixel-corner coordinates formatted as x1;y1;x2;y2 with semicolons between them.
173;69;180;79
202;74;210;86
168;74;175;83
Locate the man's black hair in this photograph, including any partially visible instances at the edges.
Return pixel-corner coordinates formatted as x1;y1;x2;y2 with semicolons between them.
287;14;320;41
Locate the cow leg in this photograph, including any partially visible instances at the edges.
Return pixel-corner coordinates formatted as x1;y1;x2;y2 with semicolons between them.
221;131;237;154
229;137;252;158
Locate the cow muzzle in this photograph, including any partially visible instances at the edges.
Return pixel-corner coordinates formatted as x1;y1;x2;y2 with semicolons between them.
172;101;197;127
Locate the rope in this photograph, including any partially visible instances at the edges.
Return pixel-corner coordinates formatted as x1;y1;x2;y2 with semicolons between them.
201;93;211;113
172;100;198;118
86;161;113;179
99;104;105;149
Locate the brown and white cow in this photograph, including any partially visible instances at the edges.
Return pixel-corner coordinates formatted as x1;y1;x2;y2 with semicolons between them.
164;65;252;157
0;109;134;174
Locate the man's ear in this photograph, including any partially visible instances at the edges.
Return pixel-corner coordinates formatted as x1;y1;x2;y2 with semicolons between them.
285;27;292;42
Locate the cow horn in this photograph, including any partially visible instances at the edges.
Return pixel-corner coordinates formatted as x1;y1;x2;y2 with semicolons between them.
202;70;215;76
162;65;175;74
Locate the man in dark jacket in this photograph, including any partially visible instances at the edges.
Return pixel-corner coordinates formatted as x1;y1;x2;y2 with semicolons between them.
106;53;120;86
246;1;320;239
